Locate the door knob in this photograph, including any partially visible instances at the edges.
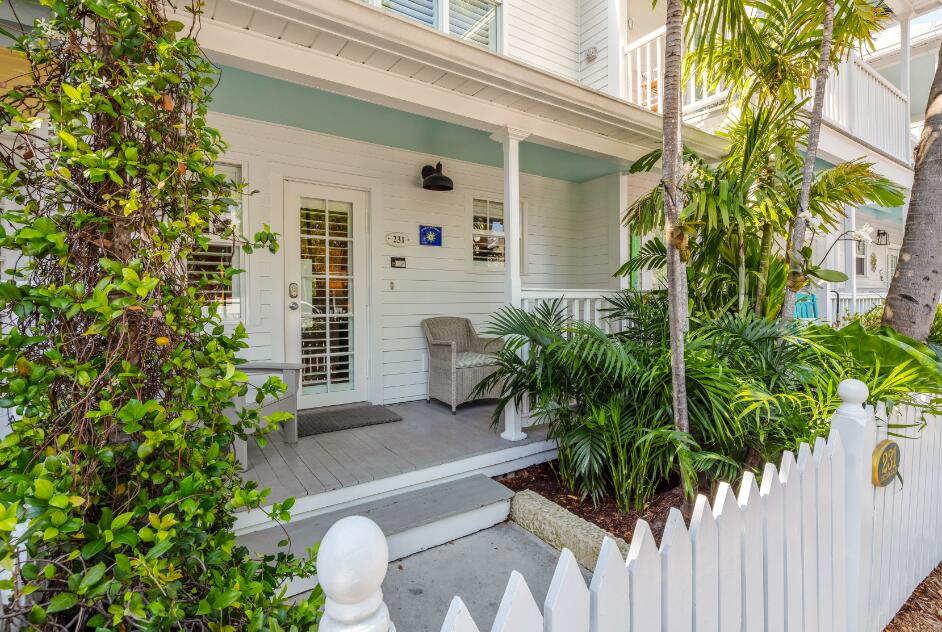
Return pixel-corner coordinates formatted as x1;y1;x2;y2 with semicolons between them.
288;301;299;310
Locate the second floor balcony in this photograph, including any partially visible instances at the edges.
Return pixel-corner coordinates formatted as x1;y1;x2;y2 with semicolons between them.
624;26;913;165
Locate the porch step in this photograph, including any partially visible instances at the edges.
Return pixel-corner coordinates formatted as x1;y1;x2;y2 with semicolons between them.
236;474;514;596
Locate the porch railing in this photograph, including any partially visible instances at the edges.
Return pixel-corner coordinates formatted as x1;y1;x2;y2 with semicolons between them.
831;291;885;323
624;29;911;162
520;288;621;332
313;381;942;631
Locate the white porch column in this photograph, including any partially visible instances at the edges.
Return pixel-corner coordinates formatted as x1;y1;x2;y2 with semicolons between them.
607;0;628;99
900;13;913;155
617;172;632;290
844;206;858;318
491;126;530;442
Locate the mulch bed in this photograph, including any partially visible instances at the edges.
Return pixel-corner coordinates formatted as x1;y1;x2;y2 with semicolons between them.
499;461;694;545
885;561;942;631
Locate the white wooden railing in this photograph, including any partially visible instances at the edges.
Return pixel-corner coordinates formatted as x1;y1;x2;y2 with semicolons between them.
831;291;885;323
624;28;911;162
520;288;621;332
313;379;942;631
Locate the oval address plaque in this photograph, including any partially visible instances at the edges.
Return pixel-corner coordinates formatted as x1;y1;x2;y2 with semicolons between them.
386;232;413;248
872;439;901;487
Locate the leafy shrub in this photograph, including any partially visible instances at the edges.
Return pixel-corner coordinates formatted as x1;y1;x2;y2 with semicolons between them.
0;1;319;628
480;292;942;511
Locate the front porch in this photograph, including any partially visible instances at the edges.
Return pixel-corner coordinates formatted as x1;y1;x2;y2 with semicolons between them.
235;400;554;534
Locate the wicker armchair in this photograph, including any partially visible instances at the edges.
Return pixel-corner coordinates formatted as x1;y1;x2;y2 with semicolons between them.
422;317;503;414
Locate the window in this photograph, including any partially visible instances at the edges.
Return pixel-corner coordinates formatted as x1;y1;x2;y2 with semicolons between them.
381;0;435;27
187;162;243;321
855;239;867;277
372;0;501;50
449;0;500;50
888;252;899;281
472;197;505;267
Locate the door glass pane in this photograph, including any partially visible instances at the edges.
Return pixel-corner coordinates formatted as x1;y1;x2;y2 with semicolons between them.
299;197;355;395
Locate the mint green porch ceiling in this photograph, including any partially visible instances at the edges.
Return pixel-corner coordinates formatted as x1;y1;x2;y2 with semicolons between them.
209;66;625;183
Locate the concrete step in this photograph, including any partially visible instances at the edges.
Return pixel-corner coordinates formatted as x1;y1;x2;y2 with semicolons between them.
236;474;515;596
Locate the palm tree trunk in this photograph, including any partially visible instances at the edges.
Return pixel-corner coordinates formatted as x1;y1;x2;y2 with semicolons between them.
738;233;747;314
882;44;942;340
663;0;689;433
756;222;774;316
780;0;836;322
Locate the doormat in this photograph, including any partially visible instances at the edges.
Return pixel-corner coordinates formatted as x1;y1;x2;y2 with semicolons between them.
296;404;403;438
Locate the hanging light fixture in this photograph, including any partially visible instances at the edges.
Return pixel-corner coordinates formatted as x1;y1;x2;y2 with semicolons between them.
421;162;454;191
875;229;889;246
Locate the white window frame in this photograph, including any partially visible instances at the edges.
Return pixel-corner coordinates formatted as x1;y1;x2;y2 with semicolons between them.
368;0;503;52
187;159;250;324
854;239;868;278
887;250;899;283
468;194;526;273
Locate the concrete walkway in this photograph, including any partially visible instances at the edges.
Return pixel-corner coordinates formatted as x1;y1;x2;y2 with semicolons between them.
383;522;591;631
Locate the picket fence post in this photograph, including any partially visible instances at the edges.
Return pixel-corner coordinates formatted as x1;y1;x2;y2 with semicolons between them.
317;516;396;632
829;378;877;632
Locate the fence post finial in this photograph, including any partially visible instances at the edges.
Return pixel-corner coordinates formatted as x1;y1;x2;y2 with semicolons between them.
836;378;869;417
317;516;396;632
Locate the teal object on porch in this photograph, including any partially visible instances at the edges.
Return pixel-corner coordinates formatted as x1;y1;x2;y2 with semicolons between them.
794;292;819;320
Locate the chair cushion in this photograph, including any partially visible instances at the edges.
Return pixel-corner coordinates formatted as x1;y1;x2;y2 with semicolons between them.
455;352;497;369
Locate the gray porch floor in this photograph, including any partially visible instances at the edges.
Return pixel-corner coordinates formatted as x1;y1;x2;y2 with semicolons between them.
244;400;549;505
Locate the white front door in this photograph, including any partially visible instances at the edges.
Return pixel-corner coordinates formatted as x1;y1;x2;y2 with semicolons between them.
284;181;369;409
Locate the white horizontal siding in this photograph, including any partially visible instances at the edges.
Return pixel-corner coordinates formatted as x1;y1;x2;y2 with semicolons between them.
210;112;616;404
505;0;582;79
579;0;610;92
578;173;623;288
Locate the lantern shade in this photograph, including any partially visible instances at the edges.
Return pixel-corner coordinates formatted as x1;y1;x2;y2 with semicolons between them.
875;229;889;245
421;162;454;191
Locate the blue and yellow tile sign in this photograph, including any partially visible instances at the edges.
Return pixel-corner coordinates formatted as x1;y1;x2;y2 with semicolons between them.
419;225;442;246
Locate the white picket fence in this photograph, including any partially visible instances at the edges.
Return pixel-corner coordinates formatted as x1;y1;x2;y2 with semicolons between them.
313;380;942;631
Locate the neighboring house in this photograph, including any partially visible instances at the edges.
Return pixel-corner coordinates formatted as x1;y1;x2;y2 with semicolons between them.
623;0;936;323
0;0;936;594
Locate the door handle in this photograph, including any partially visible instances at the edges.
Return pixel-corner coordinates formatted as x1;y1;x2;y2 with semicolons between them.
288;301;299;311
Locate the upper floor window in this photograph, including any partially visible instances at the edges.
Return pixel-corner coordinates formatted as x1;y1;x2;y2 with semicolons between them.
372;0;501;51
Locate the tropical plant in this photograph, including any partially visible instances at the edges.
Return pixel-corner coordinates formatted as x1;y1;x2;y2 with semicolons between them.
679;0;894;319
0;1;319;628
479;290;942;511
781;0;837;322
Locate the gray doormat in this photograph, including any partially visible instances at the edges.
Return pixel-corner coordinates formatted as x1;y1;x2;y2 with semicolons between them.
296;404;402;438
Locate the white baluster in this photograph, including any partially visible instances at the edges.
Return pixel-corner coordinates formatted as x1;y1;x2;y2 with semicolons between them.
318;516;396;632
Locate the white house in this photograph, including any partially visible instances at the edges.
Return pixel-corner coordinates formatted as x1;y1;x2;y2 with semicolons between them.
0;0;934;592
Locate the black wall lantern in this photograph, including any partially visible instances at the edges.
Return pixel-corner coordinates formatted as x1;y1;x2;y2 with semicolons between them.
421;162;454;191
875;229;889;246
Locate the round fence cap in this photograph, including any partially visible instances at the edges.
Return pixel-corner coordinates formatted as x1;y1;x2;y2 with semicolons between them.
838;378;869;406
318;516;390;605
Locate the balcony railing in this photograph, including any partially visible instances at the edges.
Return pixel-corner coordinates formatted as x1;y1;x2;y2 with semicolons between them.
624;27;911;163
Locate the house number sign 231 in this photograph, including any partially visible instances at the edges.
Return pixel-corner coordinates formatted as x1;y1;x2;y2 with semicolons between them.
872;439;901;487
385;232;413;247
